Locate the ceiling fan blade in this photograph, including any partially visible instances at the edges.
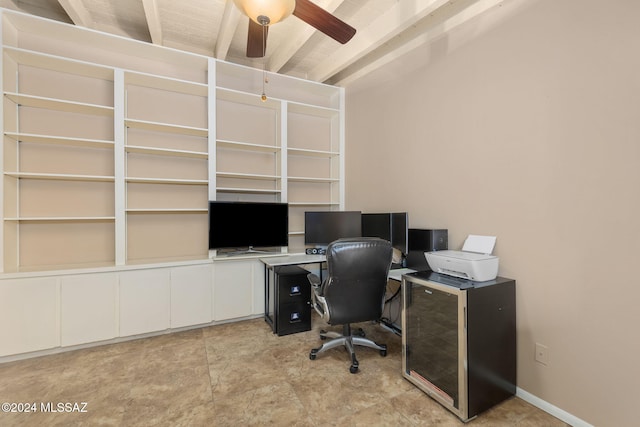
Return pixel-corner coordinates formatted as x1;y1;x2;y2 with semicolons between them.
293;0;356;44
247;19;268;57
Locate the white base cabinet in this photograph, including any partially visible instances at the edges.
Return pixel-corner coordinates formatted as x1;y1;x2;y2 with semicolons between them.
61;273;118;346
213;258;264;321
0;259;268;359
0;277;59;356
170;264;213;328
119;269;171;337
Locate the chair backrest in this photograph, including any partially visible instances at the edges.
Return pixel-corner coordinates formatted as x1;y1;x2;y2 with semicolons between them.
323;237;393;325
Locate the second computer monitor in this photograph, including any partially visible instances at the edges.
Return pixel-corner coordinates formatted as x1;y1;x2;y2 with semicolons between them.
304;211;362;246
361;212;408;254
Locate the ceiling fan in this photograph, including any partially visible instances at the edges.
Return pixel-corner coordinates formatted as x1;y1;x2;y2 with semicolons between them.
233;0;357;58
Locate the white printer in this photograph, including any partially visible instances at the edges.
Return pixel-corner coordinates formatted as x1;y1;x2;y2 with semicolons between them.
425;235;499;282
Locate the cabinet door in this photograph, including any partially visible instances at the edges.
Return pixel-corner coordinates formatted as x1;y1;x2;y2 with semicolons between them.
60;273;117;346
119;269;170;336
170;264;213;328
0;277;59;356
403;280;463;409
213;259;260;321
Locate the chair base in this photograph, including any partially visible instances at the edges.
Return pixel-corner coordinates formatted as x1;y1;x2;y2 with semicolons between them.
309;324;387;373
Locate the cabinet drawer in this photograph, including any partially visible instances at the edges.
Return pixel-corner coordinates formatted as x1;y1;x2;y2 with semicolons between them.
276;301;311;336
275;265;311;305
278;278;310;304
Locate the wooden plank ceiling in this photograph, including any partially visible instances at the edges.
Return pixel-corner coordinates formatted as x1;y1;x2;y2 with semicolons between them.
1;0;505;86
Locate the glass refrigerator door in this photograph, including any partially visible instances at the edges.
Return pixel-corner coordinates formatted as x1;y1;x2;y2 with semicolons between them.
403;278;467;416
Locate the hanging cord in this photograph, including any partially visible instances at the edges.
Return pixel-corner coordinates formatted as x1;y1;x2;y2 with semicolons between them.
261;19;268;101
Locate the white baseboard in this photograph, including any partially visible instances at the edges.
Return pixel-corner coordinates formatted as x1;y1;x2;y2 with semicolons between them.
516;388;593;427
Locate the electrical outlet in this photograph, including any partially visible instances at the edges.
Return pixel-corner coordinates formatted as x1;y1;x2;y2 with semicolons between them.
535;343;549;365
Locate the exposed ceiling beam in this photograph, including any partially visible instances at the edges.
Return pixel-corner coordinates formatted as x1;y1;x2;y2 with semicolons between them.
57;0;93;28
331;0;507;86
1;0;71;22
215;0;242;59
142;0;163;45
309;0;455;82
268;0;345;73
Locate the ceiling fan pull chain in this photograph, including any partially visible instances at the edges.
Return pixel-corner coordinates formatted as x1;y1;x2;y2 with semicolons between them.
261;21;268;102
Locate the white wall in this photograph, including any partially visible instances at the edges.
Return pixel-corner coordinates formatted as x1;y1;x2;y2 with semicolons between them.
345;1;640;426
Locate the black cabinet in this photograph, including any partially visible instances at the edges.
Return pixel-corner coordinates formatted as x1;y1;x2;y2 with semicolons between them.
265;265;312;336
402;272;516;422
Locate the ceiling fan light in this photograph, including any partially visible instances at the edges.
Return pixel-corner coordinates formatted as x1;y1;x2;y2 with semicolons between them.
233;0;296;26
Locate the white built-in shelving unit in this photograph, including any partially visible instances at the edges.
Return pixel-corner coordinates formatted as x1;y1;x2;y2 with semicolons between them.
2;42;117;271
0;8;344;359
122;67;210;264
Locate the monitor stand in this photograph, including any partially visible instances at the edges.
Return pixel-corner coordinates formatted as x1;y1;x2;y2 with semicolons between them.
220;246;281;256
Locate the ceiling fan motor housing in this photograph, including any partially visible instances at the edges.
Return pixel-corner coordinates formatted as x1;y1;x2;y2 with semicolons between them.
239;0;357;58
233;0;296;26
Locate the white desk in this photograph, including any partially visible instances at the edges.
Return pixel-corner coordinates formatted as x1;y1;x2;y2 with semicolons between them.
260;254;326;268
261;254;415;280
388;268;416;282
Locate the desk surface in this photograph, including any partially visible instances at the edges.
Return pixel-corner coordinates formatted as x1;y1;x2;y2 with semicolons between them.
261;255;416;280
388;268;416;281
260;254;326;267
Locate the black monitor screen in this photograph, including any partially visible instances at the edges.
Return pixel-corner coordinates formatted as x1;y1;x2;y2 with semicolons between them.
209;202;288;249
362;213;392;241
391;212;408;254
304;211;362;245
362;212;408;254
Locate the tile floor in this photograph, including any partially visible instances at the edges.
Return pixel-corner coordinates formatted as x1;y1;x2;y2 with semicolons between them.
0;317;569;426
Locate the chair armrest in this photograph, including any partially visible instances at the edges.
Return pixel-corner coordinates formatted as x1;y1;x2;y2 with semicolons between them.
307;273;328;320
307;273;321;288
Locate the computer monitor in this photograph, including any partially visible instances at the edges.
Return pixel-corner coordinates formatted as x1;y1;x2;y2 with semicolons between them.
304;211;362;246
406;228;448;270
361;213;392;241
361;212;408;254
209;201;288;250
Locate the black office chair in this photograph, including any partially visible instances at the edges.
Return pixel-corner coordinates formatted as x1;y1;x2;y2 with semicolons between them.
307;237;393;373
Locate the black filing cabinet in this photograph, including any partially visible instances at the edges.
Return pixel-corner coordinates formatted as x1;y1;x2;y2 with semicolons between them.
402;271;516;422
266;265;312;336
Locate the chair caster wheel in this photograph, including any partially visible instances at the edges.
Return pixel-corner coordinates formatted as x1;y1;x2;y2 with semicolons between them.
356;328;365;337
319;329;328;340
349;358;359;374
310;349;318;360
380;344;387;357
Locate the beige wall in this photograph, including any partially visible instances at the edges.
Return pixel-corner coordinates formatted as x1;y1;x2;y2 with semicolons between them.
345;1;639;425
